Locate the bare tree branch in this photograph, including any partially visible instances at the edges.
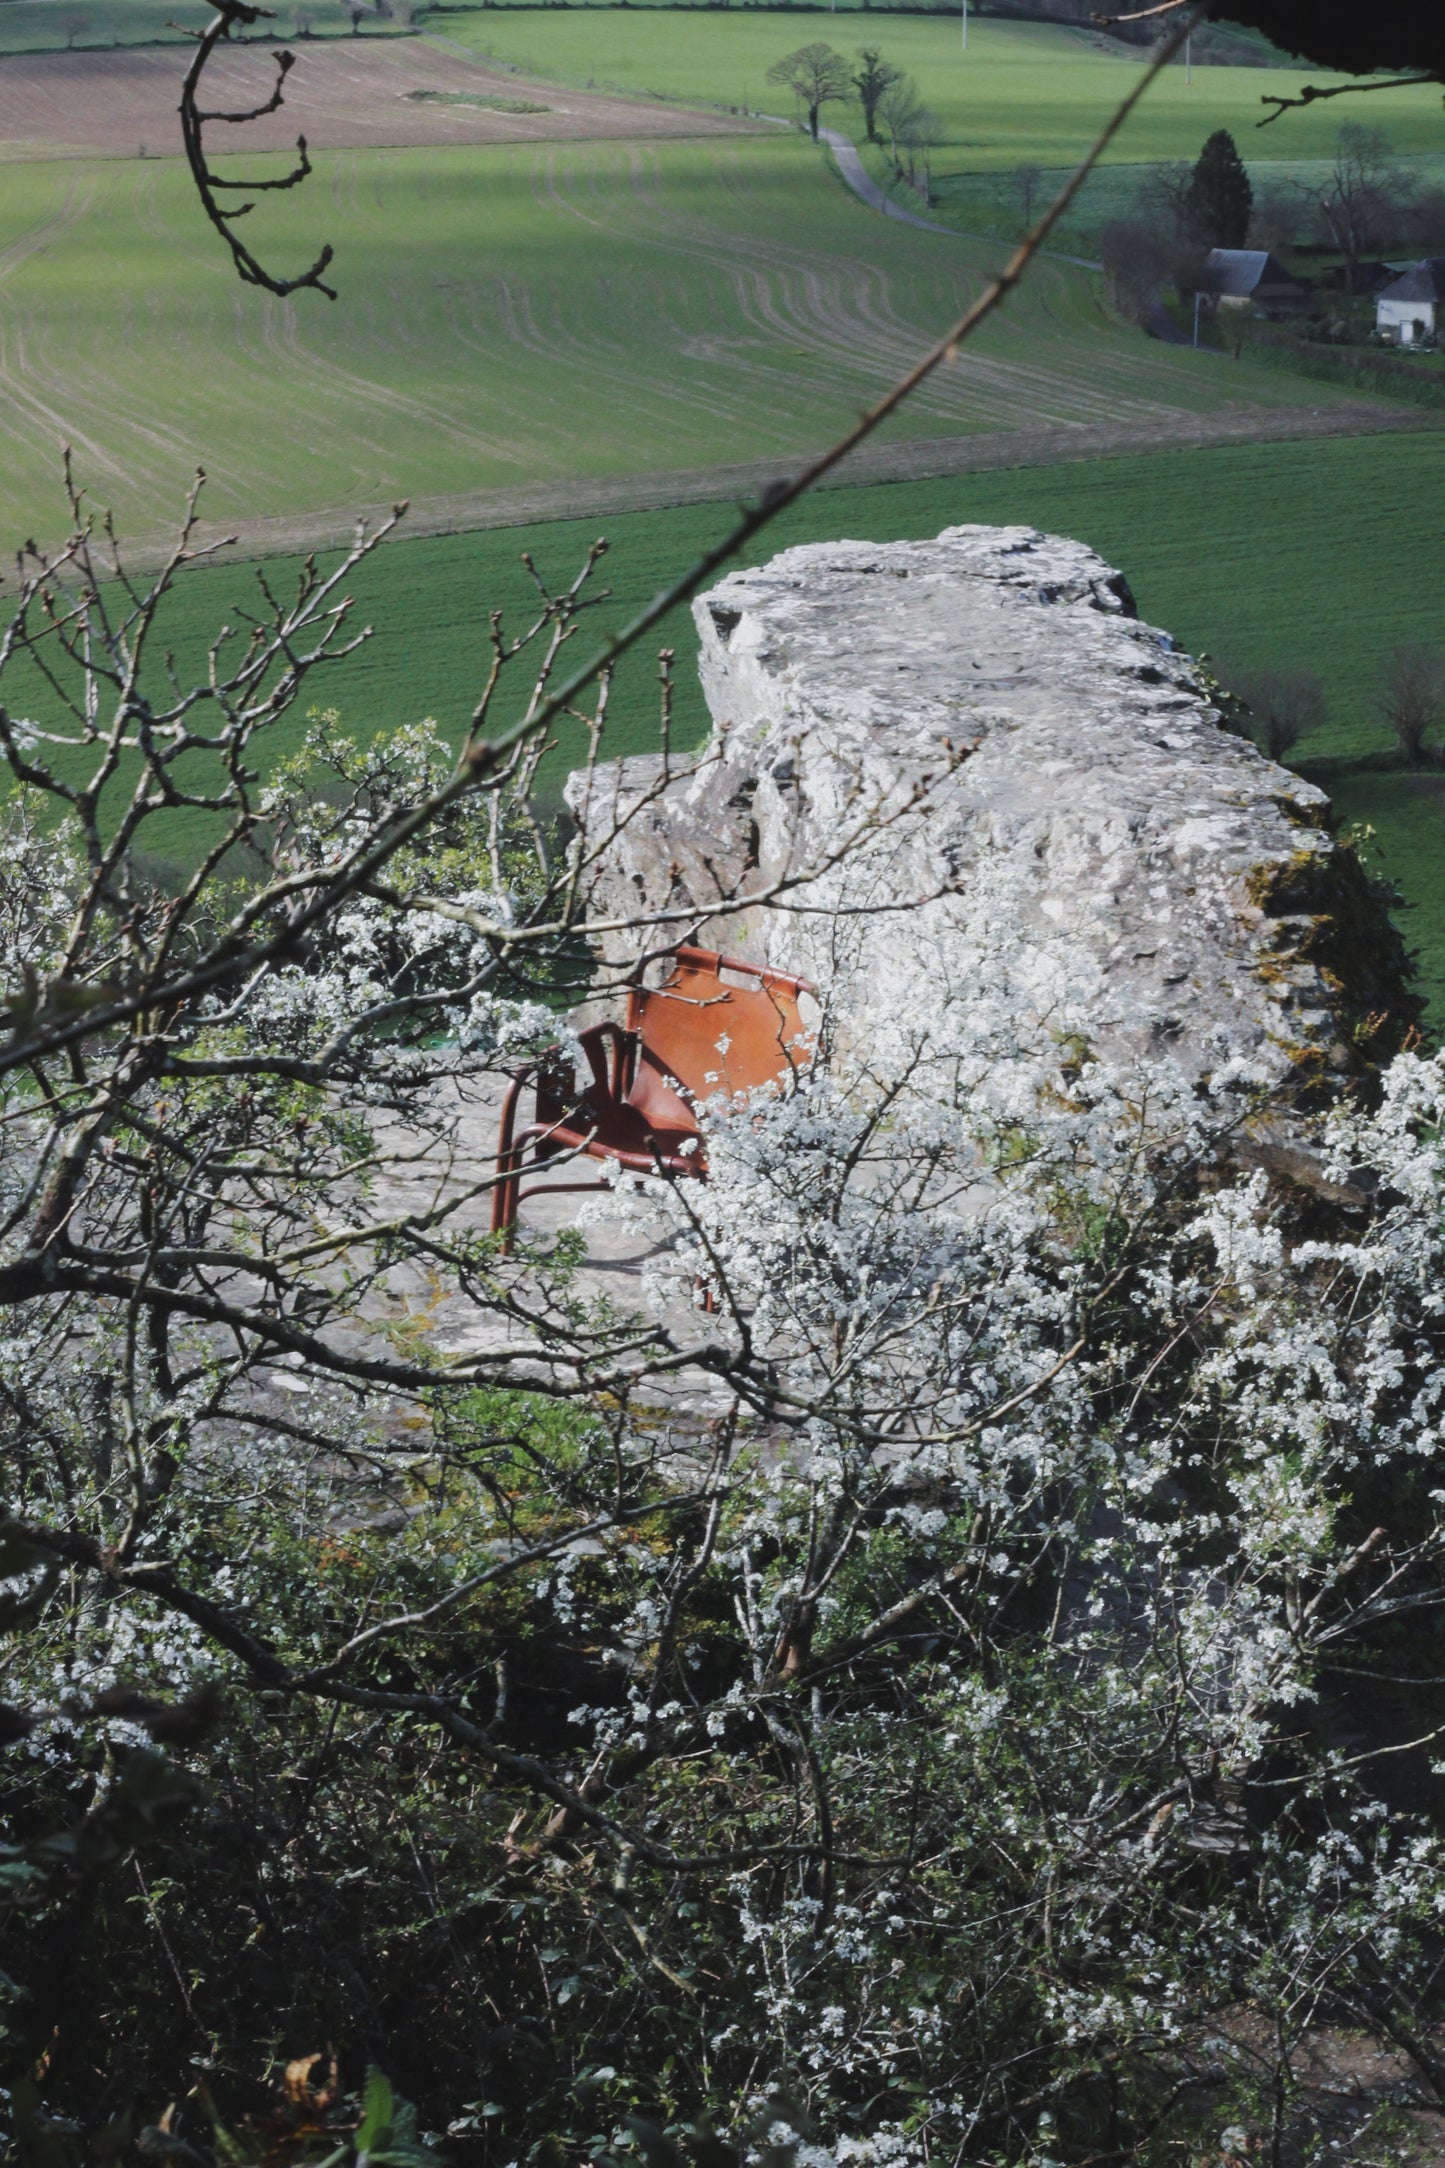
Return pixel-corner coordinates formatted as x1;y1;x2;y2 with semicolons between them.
178;0;336;298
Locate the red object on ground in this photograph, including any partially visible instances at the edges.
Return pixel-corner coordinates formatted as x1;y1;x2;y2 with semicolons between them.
490;944;815;1248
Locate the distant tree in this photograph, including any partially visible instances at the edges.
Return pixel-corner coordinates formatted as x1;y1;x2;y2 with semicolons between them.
1100;217;1178;321
1228;663;1328;763
1139;159;1194;240
907;112;938;206
1107;162;1217;323
1250;177;1298;252
1411;184;1445;254
877;71;925;179
293;3;315;31
853;46;902;146
1380;642;1445;765
1186;128;1254;250
60;11;90;46
1297;125;1416;292
767;43;852;142
1013;161;1044;230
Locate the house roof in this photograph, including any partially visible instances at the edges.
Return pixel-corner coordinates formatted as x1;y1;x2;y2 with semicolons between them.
1378;259;1445;306
1205;247;1298;298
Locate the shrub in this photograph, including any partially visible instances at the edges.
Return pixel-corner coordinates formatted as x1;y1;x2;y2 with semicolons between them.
1379;640;1445;763
1226;662;1329;761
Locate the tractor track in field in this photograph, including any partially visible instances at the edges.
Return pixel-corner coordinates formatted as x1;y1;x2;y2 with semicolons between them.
123;399;1430;574
516;143;1180;439
527;142;1323;441
0;173;165;498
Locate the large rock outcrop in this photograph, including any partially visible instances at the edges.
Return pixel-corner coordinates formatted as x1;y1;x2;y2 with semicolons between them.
569;526;1415;1089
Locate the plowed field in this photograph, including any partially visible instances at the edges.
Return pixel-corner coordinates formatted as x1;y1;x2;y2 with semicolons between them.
0;39;759;163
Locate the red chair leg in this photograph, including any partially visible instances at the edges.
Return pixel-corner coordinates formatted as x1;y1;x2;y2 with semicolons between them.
491;1069;530;1255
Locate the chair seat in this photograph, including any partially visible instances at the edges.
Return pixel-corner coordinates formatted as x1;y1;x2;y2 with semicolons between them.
536;1100;703;1177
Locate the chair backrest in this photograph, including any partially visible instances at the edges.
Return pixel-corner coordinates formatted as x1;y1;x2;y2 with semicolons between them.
624;946;813;1134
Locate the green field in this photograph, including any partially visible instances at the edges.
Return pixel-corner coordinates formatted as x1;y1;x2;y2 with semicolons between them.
0;0;407;50
444;14;1445;166
0;131;1361;553
1325;774;1445;1024
128;429;1440;772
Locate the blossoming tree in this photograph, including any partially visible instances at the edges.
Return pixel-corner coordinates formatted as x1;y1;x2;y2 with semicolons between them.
2;481;1445;2164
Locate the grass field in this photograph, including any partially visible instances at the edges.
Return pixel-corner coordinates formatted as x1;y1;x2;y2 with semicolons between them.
0;0;407;51
1325;774;1445;1024
49;429;1436;832
444;14;1445;166
0;132;1361;552
131;428;1439;769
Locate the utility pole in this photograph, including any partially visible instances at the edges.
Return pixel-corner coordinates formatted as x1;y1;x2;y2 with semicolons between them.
1185;30;1192;83
1193;289;1202;346
961;0;968;51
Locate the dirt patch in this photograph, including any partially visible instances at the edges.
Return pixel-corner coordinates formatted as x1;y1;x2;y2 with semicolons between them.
0;39;761;162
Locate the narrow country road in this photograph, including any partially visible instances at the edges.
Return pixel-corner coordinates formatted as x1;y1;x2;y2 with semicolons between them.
819;125;1104;270
818;126;955;234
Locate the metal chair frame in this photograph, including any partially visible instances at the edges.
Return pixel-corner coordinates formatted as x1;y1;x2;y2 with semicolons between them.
490;944;814;1250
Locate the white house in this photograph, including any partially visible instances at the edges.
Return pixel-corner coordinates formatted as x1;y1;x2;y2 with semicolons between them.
1377;259;1445;345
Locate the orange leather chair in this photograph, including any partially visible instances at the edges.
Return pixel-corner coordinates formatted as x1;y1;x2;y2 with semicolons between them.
490;944;814;1249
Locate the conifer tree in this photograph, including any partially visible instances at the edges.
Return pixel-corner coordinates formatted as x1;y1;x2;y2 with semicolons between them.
1186;128;1254;249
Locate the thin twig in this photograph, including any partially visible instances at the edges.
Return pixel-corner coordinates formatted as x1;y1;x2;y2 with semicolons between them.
1260;74;1440;127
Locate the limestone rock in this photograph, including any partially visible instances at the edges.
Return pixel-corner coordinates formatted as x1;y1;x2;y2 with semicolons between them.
568;526;1415;1086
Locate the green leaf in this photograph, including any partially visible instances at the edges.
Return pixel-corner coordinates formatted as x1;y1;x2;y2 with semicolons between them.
355;2070;395;2160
